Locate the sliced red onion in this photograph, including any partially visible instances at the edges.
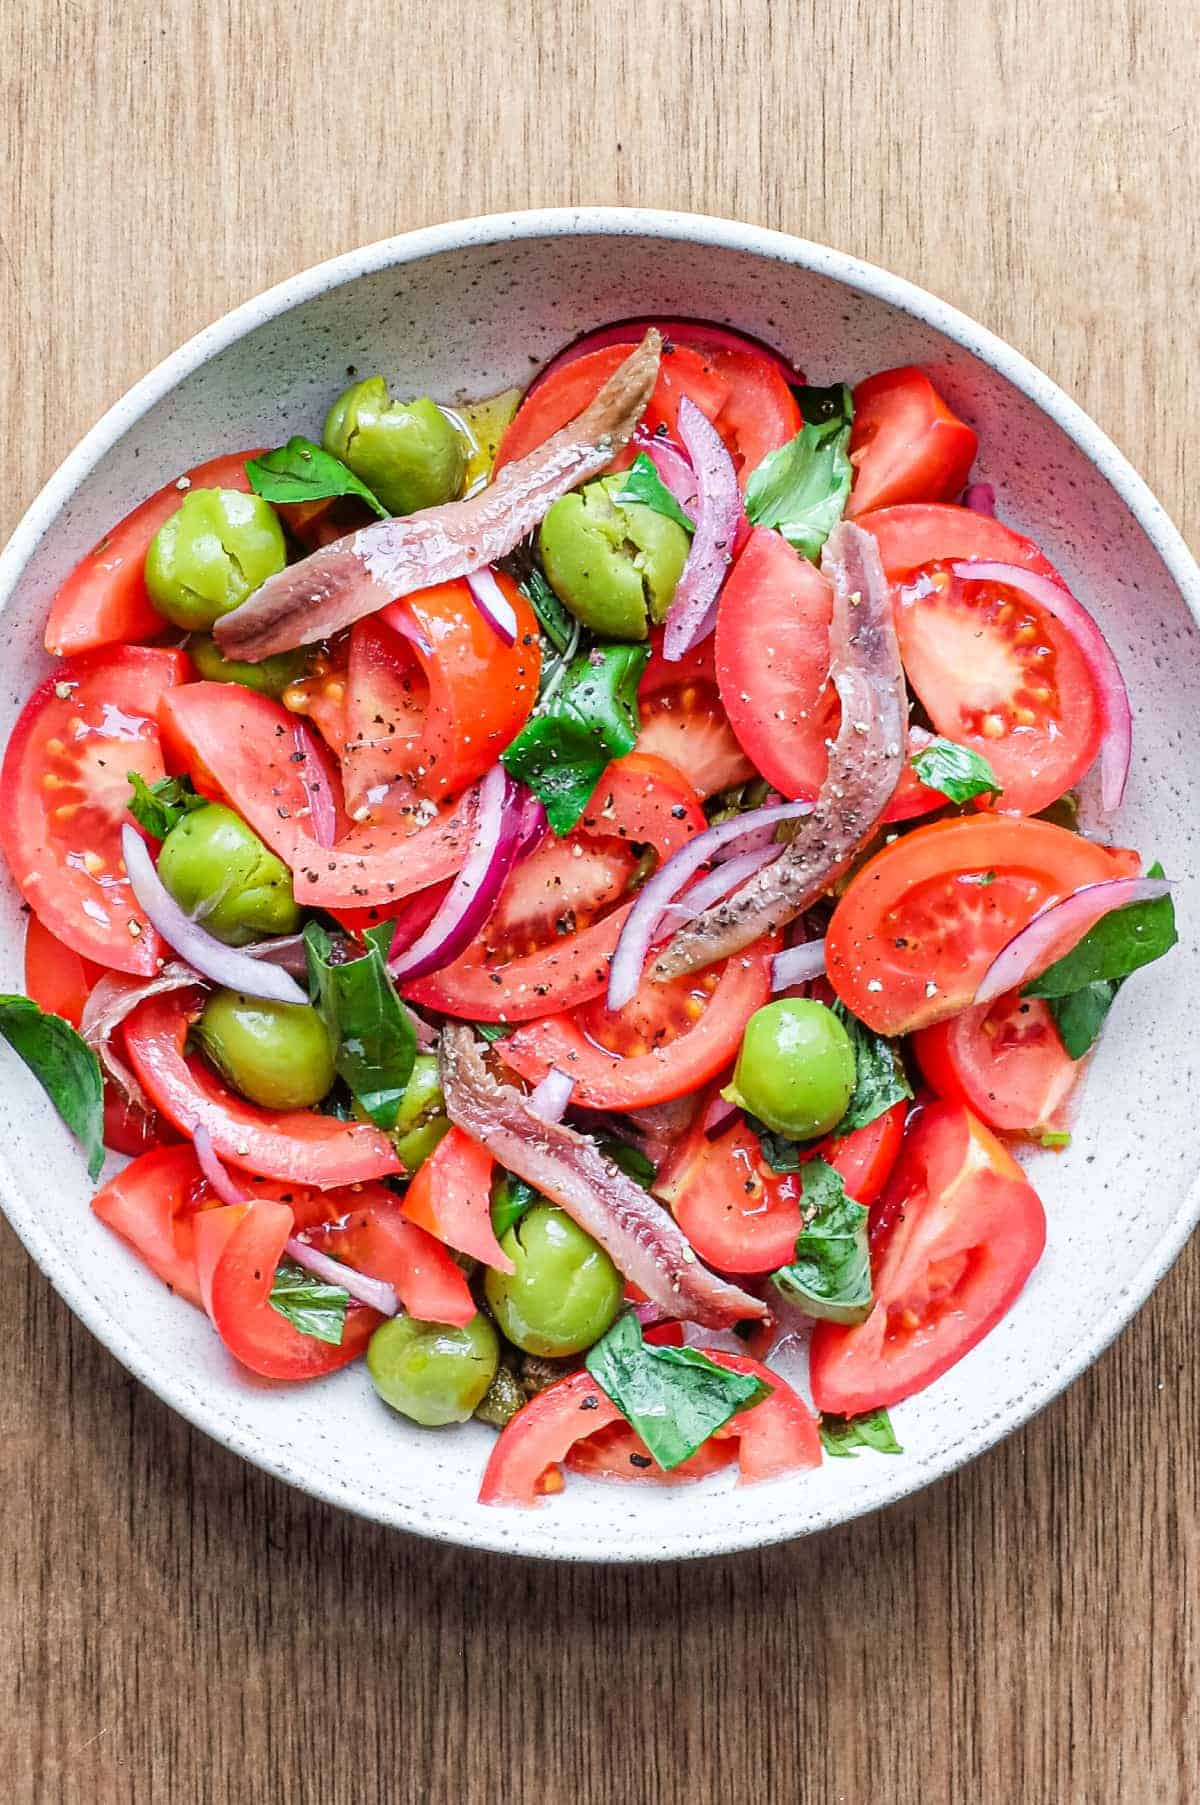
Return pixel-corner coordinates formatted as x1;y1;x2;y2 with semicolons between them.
771;939;828;991
292;720;337;848
662;397;742;661
515;791;549;858
192;1123;249;1206
284;1236;399;1316
81;962;199;1105
120;824;308;1005
657;845;781;931
974;875;1171;1006
632;426;697;515
606;798;813;1011
702;1093;739;1139
465;568;518;646
528;1067;575;1123
388;764;522;981
951;559;1132;815
962;482;996;517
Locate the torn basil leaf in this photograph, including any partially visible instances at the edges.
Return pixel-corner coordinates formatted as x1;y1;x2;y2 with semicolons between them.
585;1311;770;1470
520;567;577;655
268;1260;349;1344
490;1170;539;1240
501;643;648;835
1023;865;1177;1058
246;437;389;519
0;996;105;1179
771;1157;872;1325
830;1000;912;1137
614;453;695;534
910;737;1002;805
126;772;206;840
744;383;853;561
819;1407;902;1458
743;1111;805;1174
304;923;417;1130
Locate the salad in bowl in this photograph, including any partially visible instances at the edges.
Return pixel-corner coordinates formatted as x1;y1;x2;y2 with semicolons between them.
0;314;1177;1509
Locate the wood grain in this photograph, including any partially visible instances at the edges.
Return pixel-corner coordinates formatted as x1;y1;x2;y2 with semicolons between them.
2;2;1197;1799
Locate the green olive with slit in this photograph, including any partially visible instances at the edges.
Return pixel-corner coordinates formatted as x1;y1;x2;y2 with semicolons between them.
483;1204;623;1357
188;633;309;699
538;474;691;640
156;802;300;946
367;1312;500;1426
723;998;856;1140
194;991;335;1110
145;488;286;630
323;377;465;515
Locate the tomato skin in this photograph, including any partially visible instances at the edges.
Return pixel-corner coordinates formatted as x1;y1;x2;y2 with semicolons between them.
102;1089;178;1157
504;940;774;1109
123;988;400;1188
913;992;1080;1136
700;1350;823;1482
194;1200;381;1380
655;1114;804;1274
565;1420;739;1485
479;1371;625;1505
825;815;1128;1036
23;913;103;1027
405;753;705;1022
637;628;755;798
846;369;977;518
1;647;190;975
44;451;264;656
810;1103;1046;1415
819;1100;909;1205
401;1126;514;1273
862;502;1060;583
296;1190;477;1326
715;527;836;800
91;1143;214;1307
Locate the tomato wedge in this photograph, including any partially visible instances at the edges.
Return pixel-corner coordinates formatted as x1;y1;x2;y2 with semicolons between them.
636;630;755;798
405;753;705;1022
91;1143;215;1307
565;1420;738;1485
194;1200;381;1380
1;646;190;974
23;912;103;1026
810;1104;1047;1415
825;815;1128;1035
44;450;264;657
401;1125;513;1272
715;527;836;800
503;940;774;1108
655;1113;804;1273
846;368;977;518
123;988;400;1187
700;1350;823;1483
913;992;1080;1136
819;1101;909;1205
295;1190;477;1325
479;1371;625;1505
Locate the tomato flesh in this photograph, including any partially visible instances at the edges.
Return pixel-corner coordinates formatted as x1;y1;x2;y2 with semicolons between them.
23;912;103;1026
91;1143;215;1307
655;1113;804;1273
846;368;977;518
296;1190;477;1326
401;1125;513;1272
913;992;1080;1136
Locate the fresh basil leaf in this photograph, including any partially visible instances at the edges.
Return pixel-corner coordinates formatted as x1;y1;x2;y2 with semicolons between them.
126;772;206;839
304;923;417;1130
613;453;695;534
744;384;853;561
1023;876;1177;999
819;1407;902;1458
771;1157;872;1325
0;996;105;1179
596;1137;657;1188
743;1111;805;1173
246;436;389;519
490;1170;538;1240
501;643;649;835
830;1000;912;1137
471;1020;514;1043
520;568;577;654
586;1311;771;1471
267;1260;348;1344
910;736;1002;805
1046;980;1118;1059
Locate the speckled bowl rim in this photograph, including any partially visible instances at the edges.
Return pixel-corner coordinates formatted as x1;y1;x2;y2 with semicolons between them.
1;208;1197;1563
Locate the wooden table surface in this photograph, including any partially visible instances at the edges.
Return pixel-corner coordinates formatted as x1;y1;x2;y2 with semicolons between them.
3;2;1197;1799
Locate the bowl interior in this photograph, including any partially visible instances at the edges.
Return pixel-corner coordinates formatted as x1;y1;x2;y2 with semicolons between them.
1;215;1197;1561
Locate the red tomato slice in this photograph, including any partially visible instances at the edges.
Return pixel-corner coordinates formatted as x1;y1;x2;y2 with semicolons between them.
504;939;774;1108
1;647;190;974
479;1370;625;1505
913;992;1080;1136
494;342;731;477
194;1200;381;1380
636;628;755;797
23;912;103;1026
44;450;264;657
818;1101;909;1205
102;1089;178;1157
715;527;837;800
401;1125;513;1272
405;753;705;1021
700;1349;823;1482
846;368;977;518
655;1112;804;1273
810;1103;1046;1414
279;650;353;759
295;1190;477;1326
91;1143;215;1307
564;1419;739;1485
825;815;1127;1035
123;987;400;1187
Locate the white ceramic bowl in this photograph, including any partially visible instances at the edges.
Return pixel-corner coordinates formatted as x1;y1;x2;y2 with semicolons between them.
1;209;1197;1562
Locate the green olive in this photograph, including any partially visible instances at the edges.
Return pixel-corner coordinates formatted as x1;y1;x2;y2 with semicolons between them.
483;1204;623;1357
188;633;309;699
349;1052;450;1169
145;488;286;631
367;1312;499;1426
323;377;465;515
194;990;335;1110
724;998;856;1140
538;475;691;640
157;802;300;946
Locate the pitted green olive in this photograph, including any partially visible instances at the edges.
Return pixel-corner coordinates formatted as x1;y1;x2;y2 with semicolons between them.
188;633;308;698
723;998;856;1140
323;377;465;515
367;1312;499;1426
156;802;300;946
145;488;286;630
483;1204;623;1357
537;474;691;640
194;990;336;1110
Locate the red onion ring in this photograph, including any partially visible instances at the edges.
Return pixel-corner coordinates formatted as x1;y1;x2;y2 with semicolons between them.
951;559;1132;815
192;1123;249;1206
465;568;518;646
662;398;743;661
388;765;522;981
292;720;337;849
515;791;549;858
974;875;1171;1006
632;426;697;515
120;824;308;1005
632;1298;670;1328
770;939;828;991
284;1235;399;1317
528;1067;575;1123
606;798;813;1011
962;482;996;517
